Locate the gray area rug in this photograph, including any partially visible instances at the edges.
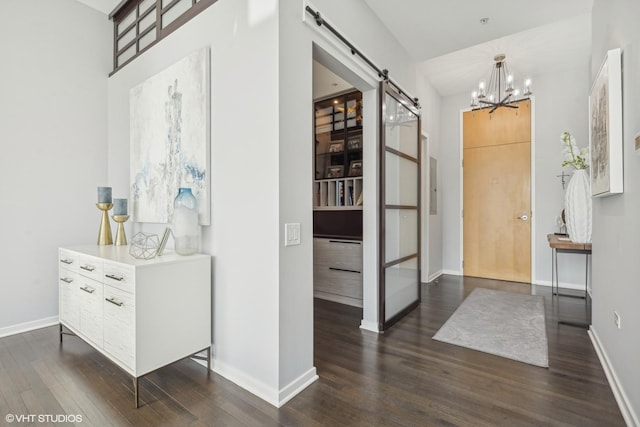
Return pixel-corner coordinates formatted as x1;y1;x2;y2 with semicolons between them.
432;288;548;367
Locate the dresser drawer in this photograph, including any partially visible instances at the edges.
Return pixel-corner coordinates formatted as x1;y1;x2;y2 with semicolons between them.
78;277;103;347
314;238;362;272
78;255;103;281
59;249;79;273
314;267;362;299
103;261;135;294
103;285;135;370
59;270;80;330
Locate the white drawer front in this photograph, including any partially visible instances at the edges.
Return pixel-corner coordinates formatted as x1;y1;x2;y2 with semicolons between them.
103;285;135;370
78;255;104;281
78;278;103;347
59;271;80;330
59;249;79;273
103;261;135;294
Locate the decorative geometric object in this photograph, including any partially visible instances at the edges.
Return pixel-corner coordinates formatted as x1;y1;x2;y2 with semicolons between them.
129;232;160;260
130;47;210;224
564;169;592;243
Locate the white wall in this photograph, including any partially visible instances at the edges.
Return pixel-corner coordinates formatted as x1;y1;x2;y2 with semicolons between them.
107;0;283;405
0;0;110;335
417;76;443;280
439;64;592;288
440;92;466;274
532;65;592;288
590;1;640;424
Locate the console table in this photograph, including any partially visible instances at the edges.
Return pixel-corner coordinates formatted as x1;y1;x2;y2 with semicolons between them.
58;245;211;407
547;234;591;328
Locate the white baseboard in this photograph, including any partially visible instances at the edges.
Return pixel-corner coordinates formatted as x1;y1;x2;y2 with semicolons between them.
278;367;318;407
211;358;280;406
427;270;443;282
359;319;379;333
589;327;639;427
211;359;317;408
0;316;59;339
442;269;462;276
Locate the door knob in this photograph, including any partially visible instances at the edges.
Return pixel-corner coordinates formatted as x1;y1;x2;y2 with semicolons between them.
517;213;529;221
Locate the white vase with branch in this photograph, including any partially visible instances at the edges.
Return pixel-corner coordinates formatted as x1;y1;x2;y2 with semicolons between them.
561;131;592;243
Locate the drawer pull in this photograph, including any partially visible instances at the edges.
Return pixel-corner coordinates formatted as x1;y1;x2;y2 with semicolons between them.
60;258;74;265
60;277;73;283
80;265;96;272
80;286;95;294
105;297;124;307
328;240;361;245
105;273;124;281
329;267;361;274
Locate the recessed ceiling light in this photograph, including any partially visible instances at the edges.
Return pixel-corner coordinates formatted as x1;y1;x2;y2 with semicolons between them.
480;17;489;25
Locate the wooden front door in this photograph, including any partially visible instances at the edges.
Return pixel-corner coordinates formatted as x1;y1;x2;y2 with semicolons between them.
463;99;531;283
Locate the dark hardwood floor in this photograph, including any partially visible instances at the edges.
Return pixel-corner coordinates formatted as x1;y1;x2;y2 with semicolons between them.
0;276;624;426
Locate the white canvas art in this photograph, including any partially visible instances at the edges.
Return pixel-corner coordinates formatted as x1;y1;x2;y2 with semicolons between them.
130;47;210;224
590;58;609;195
589;48;623;197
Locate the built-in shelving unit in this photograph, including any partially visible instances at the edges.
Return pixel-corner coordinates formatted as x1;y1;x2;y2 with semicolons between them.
313;177;362;209
312;89;364;307
313;90;363;211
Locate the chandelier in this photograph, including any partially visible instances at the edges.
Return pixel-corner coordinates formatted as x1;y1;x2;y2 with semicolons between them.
470;54;532;113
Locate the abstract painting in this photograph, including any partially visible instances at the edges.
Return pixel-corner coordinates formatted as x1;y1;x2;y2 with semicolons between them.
130;47;210;224
590;48;623;197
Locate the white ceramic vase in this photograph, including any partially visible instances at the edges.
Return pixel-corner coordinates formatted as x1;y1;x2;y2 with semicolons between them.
564;169;592;243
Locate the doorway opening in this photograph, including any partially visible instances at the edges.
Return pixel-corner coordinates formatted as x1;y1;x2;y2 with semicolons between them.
312;59;365;314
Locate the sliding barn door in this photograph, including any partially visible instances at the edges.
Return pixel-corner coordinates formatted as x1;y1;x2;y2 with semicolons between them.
379;81;421;330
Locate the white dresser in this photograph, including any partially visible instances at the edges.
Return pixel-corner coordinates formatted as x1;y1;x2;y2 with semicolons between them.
58;245;211;407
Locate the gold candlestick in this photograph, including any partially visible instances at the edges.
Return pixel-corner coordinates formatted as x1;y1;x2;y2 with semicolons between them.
96;203;113;245
112;215;129;246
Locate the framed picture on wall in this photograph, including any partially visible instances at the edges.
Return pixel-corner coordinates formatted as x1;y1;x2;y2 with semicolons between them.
347;137;361;150
348;160;362;176
329;142;344;153
325;165;344;178
589;47;623;196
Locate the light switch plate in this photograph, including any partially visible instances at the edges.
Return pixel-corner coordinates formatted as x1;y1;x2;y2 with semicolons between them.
285;223;301;246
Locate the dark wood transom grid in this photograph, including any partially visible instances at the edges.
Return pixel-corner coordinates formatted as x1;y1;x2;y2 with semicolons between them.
109;0;217;74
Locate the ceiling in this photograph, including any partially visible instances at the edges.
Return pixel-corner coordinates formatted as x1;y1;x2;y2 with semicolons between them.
364;0;593;97
76;0;117;14
78;0;594;98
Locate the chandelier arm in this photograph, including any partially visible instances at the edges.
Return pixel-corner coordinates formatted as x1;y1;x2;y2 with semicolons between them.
497;63;502;101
